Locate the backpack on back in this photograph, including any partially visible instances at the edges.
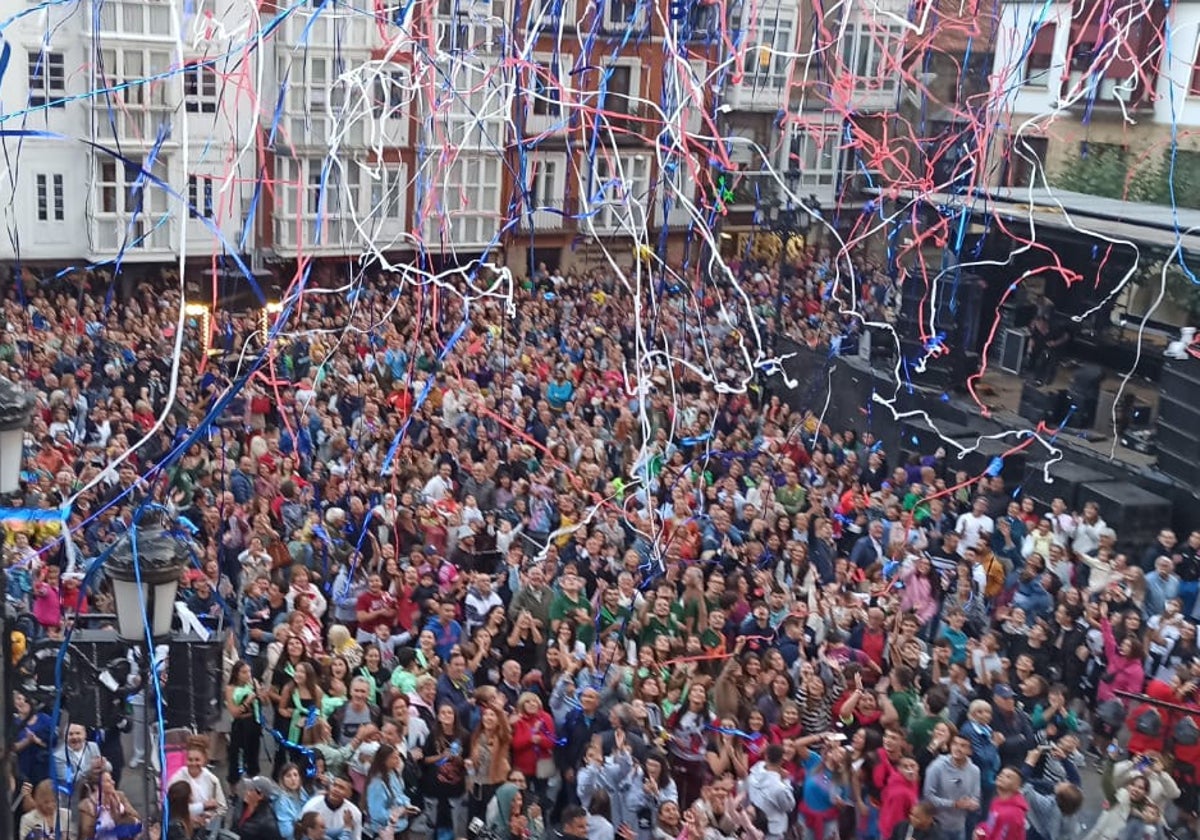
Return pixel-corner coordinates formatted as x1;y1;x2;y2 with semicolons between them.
1134;707;1163;737
1175;715;1200;746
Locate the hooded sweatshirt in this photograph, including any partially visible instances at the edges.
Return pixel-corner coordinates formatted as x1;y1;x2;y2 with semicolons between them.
745;762;796;840
486;782;521;840
922;754;981;837
980;792;1029;840
879;773;920;840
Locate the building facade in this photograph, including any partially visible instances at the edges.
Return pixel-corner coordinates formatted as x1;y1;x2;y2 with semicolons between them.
989;0;1200;191
0;0;966;282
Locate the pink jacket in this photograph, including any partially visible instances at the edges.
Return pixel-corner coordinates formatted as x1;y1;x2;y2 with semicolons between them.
898;569;938;625
1097;618;1145;705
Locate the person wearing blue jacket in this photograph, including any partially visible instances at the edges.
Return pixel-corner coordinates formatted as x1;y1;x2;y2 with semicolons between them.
364;744;417;836
961;699;1001;801
592;740;678;840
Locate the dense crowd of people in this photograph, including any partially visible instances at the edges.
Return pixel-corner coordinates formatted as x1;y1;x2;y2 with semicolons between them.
2;257;1199;840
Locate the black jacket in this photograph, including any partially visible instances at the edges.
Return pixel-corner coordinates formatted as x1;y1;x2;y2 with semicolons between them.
236;802;283;840
556;709;611;772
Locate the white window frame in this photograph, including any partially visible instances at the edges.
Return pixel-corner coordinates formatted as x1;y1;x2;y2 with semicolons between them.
841;22;905;94
280;55;345;115
437;64;510;148
428;154;502;245
788;124;839;189
370;165;406;221
601;62;636;115
276;157;364;221
95;0;172;36
787;123;844;188
35;174;65;222
373;67;409;118
435;0;504;52
95;155;169;216
603;0;646;31
529;158;561;208
525;0;574;30
741;13;795;90
1019;23;1055;88
183;63;218;113
530;53;571;116
590;154;650;231
188;174;214;218
662;152;690;204
28;51;65;108
96;47;173;141
275;156;367;248
99;47;172;107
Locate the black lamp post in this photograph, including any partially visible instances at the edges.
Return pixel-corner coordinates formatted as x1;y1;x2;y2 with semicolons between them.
0;376;35;495
0;377;34;827
104;526;187;822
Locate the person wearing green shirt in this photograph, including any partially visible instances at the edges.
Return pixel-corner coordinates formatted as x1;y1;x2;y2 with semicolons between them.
639;595;681;646
597;585;631;642
889;664;922;728
776;473;808;516
907;684;951;754
550;571;594;647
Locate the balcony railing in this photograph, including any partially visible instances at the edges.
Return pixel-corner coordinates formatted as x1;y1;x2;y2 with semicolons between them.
281;114;368;148
93;108;174;145
1061;70;1134;109
92;215;172;253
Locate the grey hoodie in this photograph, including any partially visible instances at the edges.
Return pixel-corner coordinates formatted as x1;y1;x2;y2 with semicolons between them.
922;754;981;836
744;763;796;840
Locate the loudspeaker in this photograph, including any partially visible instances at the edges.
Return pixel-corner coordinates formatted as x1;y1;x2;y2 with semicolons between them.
1019;383;1067;426
960;440;1029;483
1156;422;1200;463
900;418;974;455
1157;449;1196;486
1076;480;1172;546
1066;364;1104;429
1071;364;1105;393
1021;461;1114;510
163;634;226;731
62;634;131;730
898;273;987;355
1156;358;1200;485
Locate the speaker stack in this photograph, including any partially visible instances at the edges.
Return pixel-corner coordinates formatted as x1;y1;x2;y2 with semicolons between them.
1020;461;1114;510
163;633;226;731
1065;364;1104;429
1155;357;1200;486
1019;381;1068;427
896;272;987;391
1077;480;1172;552
66;632;130;730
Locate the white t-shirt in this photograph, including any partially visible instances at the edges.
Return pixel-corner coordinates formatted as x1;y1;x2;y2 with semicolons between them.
19;808;76;840
302;794;363;840
955;512;994;555
1072;517;1108;558
166;766;227;821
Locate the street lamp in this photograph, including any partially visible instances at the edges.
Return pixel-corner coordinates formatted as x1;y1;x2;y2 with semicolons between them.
0;376;35;494
0;377;31;827
105;525;187;820
106;527;186;642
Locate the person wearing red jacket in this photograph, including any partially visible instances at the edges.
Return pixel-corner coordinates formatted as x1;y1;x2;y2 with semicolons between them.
975;767;1028;840
510;692;557;804
879;756;921;840
1125;679;1179;757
